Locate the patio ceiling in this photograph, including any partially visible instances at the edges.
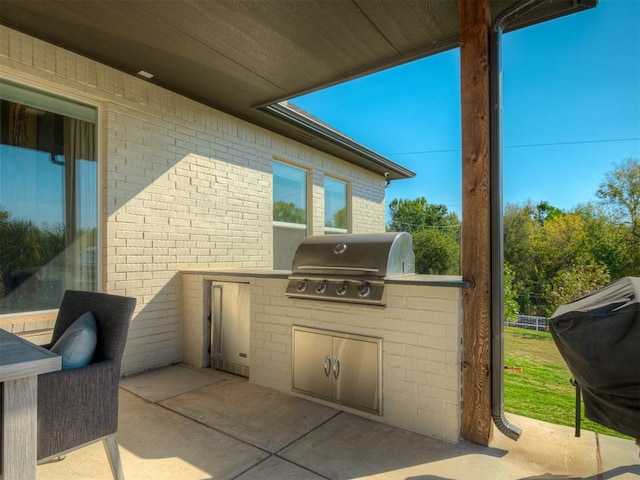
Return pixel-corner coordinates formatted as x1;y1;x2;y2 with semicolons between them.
0;0;595;180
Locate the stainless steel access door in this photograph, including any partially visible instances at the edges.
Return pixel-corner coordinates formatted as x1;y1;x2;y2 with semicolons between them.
332;335;380;412
292;328;334;398
211;282;250;377
292;326;382;415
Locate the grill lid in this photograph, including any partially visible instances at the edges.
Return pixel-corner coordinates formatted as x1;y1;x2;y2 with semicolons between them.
290;232;415;278
286;232;414;305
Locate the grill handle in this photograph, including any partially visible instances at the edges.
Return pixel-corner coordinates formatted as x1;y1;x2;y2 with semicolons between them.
211;285;223;360
296;265;380;273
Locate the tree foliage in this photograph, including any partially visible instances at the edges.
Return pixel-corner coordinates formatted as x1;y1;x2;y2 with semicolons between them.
503;262;520;321
388;197;460;233
596;157;639;241
542;262;611;316
503;159;639;316
596;158;640;274
412;228;459;275
326;207;347;229
387;197;460;275
0;208;65;300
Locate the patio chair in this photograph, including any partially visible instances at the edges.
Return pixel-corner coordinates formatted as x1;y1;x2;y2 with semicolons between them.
37;290;136;480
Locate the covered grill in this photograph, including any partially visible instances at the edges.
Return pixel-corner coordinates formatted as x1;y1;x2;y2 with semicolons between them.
548;277;640;439
286;232;415;305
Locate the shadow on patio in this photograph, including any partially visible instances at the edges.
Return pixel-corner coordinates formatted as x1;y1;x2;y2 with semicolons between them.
37;364;639;480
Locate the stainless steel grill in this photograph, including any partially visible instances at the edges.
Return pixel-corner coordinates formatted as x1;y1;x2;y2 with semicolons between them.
285;232;415;305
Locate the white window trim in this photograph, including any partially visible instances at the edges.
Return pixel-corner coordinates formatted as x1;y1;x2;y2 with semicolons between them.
273;221;307;230
324;226;348;234
272;158;310;228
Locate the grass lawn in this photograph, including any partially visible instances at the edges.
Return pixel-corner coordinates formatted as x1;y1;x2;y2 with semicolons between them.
504;326;632;440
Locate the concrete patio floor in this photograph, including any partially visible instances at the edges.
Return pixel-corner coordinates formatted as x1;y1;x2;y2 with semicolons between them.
37;364;639;480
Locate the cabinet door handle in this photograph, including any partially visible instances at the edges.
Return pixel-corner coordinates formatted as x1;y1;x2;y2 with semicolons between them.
324;355;331;377
333;357;340;380
211;285;223;359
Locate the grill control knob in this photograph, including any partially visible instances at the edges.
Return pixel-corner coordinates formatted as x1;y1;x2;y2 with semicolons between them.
315;282;327;294
357;283;371;298
336;283;348;296
296;281;307;293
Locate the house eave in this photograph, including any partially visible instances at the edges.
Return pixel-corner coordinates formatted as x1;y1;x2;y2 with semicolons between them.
259;103;416;181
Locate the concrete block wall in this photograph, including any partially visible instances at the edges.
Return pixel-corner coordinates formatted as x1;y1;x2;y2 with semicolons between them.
249;277;463;443
0;26;387;375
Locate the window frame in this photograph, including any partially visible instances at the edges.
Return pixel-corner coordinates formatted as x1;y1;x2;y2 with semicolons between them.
271;158;310;270
272;159;310;229
0;77;102;317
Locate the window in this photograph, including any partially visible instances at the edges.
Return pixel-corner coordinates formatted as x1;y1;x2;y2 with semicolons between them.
0;80;98;315
273;160;307;270
324;177;348;234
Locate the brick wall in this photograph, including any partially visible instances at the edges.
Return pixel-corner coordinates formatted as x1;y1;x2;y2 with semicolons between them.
0;26;386;374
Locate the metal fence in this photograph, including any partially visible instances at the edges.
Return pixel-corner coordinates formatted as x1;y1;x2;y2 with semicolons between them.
505;314;549;332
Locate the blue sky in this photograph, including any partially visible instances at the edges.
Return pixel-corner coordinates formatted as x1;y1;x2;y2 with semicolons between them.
292;0;640;220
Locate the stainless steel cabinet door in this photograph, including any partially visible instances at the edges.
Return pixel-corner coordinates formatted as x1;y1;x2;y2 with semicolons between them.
333;336;380;412
292;329;333;399
211;282;250;374
292;326;382;414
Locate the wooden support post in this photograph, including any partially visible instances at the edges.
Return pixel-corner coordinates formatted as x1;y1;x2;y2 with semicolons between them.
459;0;493;446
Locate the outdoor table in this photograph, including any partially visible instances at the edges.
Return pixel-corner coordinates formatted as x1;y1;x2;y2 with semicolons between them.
0;328;61;480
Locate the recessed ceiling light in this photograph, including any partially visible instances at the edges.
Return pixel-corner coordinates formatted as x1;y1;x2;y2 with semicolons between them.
137;70;154;79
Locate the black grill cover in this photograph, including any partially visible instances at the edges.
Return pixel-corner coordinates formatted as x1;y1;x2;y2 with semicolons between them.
548;277;640;438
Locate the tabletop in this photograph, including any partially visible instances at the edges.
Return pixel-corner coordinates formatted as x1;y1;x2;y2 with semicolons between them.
0;329;61;382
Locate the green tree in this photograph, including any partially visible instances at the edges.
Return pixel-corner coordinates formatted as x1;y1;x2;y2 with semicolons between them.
503;201;548;314
504;202;537;283
388;197;459;233
533;201;563;225
543;262;611;316
388;197;460;275
596;158;640;275
326;207;347;229
575;202;635;278
0;209;66;306
412;228;459;275
532;212;588;276
503;161;640;316
596;158;640;241
503;262;520;321
505;199;635;316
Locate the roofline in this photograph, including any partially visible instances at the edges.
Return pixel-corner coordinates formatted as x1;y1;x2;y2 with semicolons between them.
258;102;416;180
503;0;598;32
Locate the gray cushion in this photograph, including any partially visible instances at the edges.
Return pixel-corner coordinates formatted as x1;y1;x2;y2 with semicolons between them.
50;311;97;369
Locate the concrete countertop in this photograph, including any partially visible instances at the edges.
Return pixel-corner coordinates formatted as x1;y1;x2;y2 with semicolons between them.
180;269;470;288
179;269;290;279
385;274;471;288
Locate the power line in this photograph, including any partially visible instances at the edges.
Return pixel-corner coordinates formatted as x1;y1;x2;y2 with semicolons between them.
505;137;640;150
383;137;640;157
392;223;462;229
385;148;459;156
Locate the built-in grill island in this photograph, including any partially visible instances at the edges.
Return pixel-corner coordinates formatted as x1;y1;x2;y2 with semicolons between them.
285;232;415;306
286;232;415;415
181;231;468;443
